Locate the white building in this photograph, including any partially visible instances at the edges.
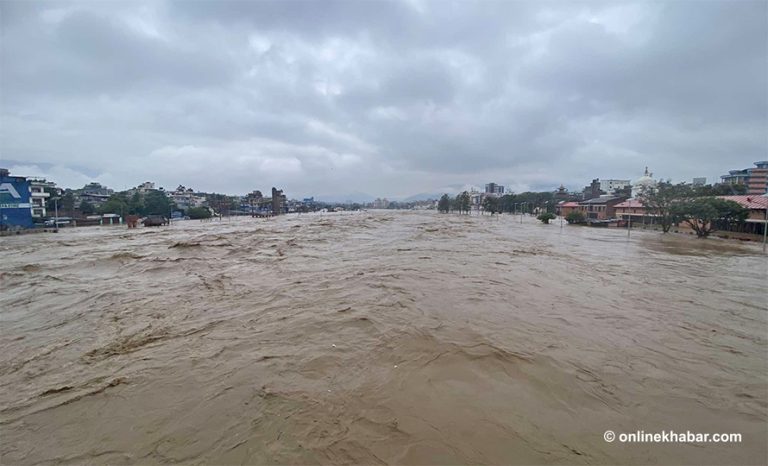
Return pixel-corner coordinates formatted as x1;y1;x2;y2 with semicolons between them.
167;185;206;210
28;178;55;219
599;179;631;194
631;167;657;198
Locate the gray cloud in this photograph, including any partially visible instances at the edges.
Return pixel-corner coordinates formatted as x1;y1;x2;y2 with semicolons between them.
1;0;766;198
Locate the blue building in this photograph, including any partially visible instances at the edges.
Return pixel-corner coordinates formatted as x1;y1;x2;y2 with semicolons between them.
0;169;34;230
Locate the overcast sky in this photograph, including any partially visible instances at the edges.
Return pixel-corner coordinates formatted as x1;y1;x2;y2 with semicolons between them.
1;0;766;199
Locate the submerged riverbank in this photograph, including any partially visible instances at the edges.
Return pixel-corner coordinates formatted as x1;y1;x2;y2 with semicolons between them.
1;211;765;465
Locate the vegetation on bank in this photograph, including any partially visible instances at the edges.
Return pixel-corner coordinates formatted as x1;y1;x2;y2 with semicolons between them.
187;207;212;219
434;182;751;239
566;211;586;224
638;182;749;237
537;212;556;224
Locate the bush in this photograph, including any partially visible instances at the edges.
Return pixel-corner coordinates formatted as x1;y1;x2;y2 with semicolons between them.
565;210;586;224
187;207;212;219
537;212;556;224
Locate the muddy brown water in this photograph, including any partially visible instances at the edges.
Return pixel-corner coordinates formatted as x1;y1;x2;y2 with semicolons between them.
1;211;766;465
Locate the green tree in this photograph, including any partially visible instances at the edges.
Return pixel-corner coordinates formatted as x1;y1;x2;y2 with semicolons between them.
499;194;517;213
128;192;144;215
671;198;748;238
695;183;748;196
566;210;586;224
537;212;556;224
79;200;96;215
143;190;172;215
438;194;451;213
458;191;471;214
99;195;128;215
637;181;693;233
187;207;212;219
482;196;500;214
60;191;76;216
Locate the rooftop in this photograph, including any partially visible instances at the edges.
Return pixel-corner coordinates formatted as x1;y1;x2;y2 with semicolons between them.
719;195;768;209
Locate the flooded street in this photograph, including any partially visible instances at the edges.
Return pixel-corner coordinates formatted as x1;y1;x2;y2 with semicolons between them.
1;210;766;465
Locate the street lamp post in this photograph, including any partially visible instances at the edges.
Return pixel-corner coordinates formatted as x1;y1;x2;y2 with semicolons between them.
53;195;59;233
762;193;767;253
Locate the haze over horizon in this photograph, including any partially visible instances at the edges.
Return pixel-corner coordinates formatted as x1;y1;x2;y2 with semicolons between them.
1;0;766;199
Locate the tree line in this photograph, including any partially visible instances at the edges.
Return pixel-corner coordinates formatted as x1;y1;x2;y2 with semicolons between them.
636;182;749;238
435;183;752;239
438;191;558;215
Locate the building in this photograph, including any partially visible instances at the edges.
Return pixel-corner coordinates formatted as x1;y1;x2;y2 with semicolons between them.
130;181;156;195
167;185;206;211
484;183;504;195
553;185;568;202
556;201;580;217
578;195;627;220
615;195;767;237
721;161;768;195
718;195;768;236
614;199;657;226
28;178;55;219
582;179;605;200
271;187;286;215
470;190;483;209
599;179;631;195
373;198;390;209
693;177;707;186
630;167;657;198
0;169;34;230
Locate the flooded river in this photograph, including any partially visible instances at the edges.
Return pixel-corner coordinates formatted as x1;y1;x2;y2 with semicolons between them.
1;211;766;465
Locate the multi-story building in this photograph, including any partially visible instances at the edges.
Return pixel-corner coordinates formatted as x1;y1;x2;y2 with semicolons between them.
599;179;631;195
582;179;604;200
721;161;768;194
747;162;768;194
692;177;707;186
77;182;113;207
167;185;206;211
484;183;504;195
28;178;55;219
578;195;628;220
0;168;33;230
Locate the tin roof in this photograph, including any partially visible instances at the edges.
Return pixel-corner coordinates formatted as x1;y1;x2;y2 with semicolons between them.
580;196;623;205
718;195;768;209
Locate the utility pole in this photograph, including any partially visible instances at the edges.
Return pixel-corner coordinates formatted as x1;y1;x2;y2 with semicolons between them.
54;195;59;233
763;194;767;253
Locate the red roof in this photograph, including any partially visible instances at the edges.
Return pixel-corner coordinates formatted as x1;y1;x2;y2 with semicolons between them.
613;196;767;210
559;201;580;207
718;195;768;209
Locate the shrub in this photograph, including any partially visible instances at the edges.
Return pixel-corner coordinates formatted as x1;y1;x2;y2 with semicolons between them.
565;210;586;224
187;207;212;219
537;212;556;224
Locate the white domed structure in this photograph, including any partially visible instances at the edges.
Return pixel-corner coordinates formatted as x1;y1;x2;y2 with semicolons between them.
631;167;656;198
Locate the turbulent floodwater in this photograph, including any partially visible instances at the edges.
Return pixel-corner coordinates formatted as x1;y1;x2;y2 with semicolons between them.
1;211;766;465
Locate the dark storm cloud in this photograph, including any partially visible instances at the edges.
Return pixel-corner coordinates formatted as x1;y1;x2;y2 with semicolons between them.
1;0;765;197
